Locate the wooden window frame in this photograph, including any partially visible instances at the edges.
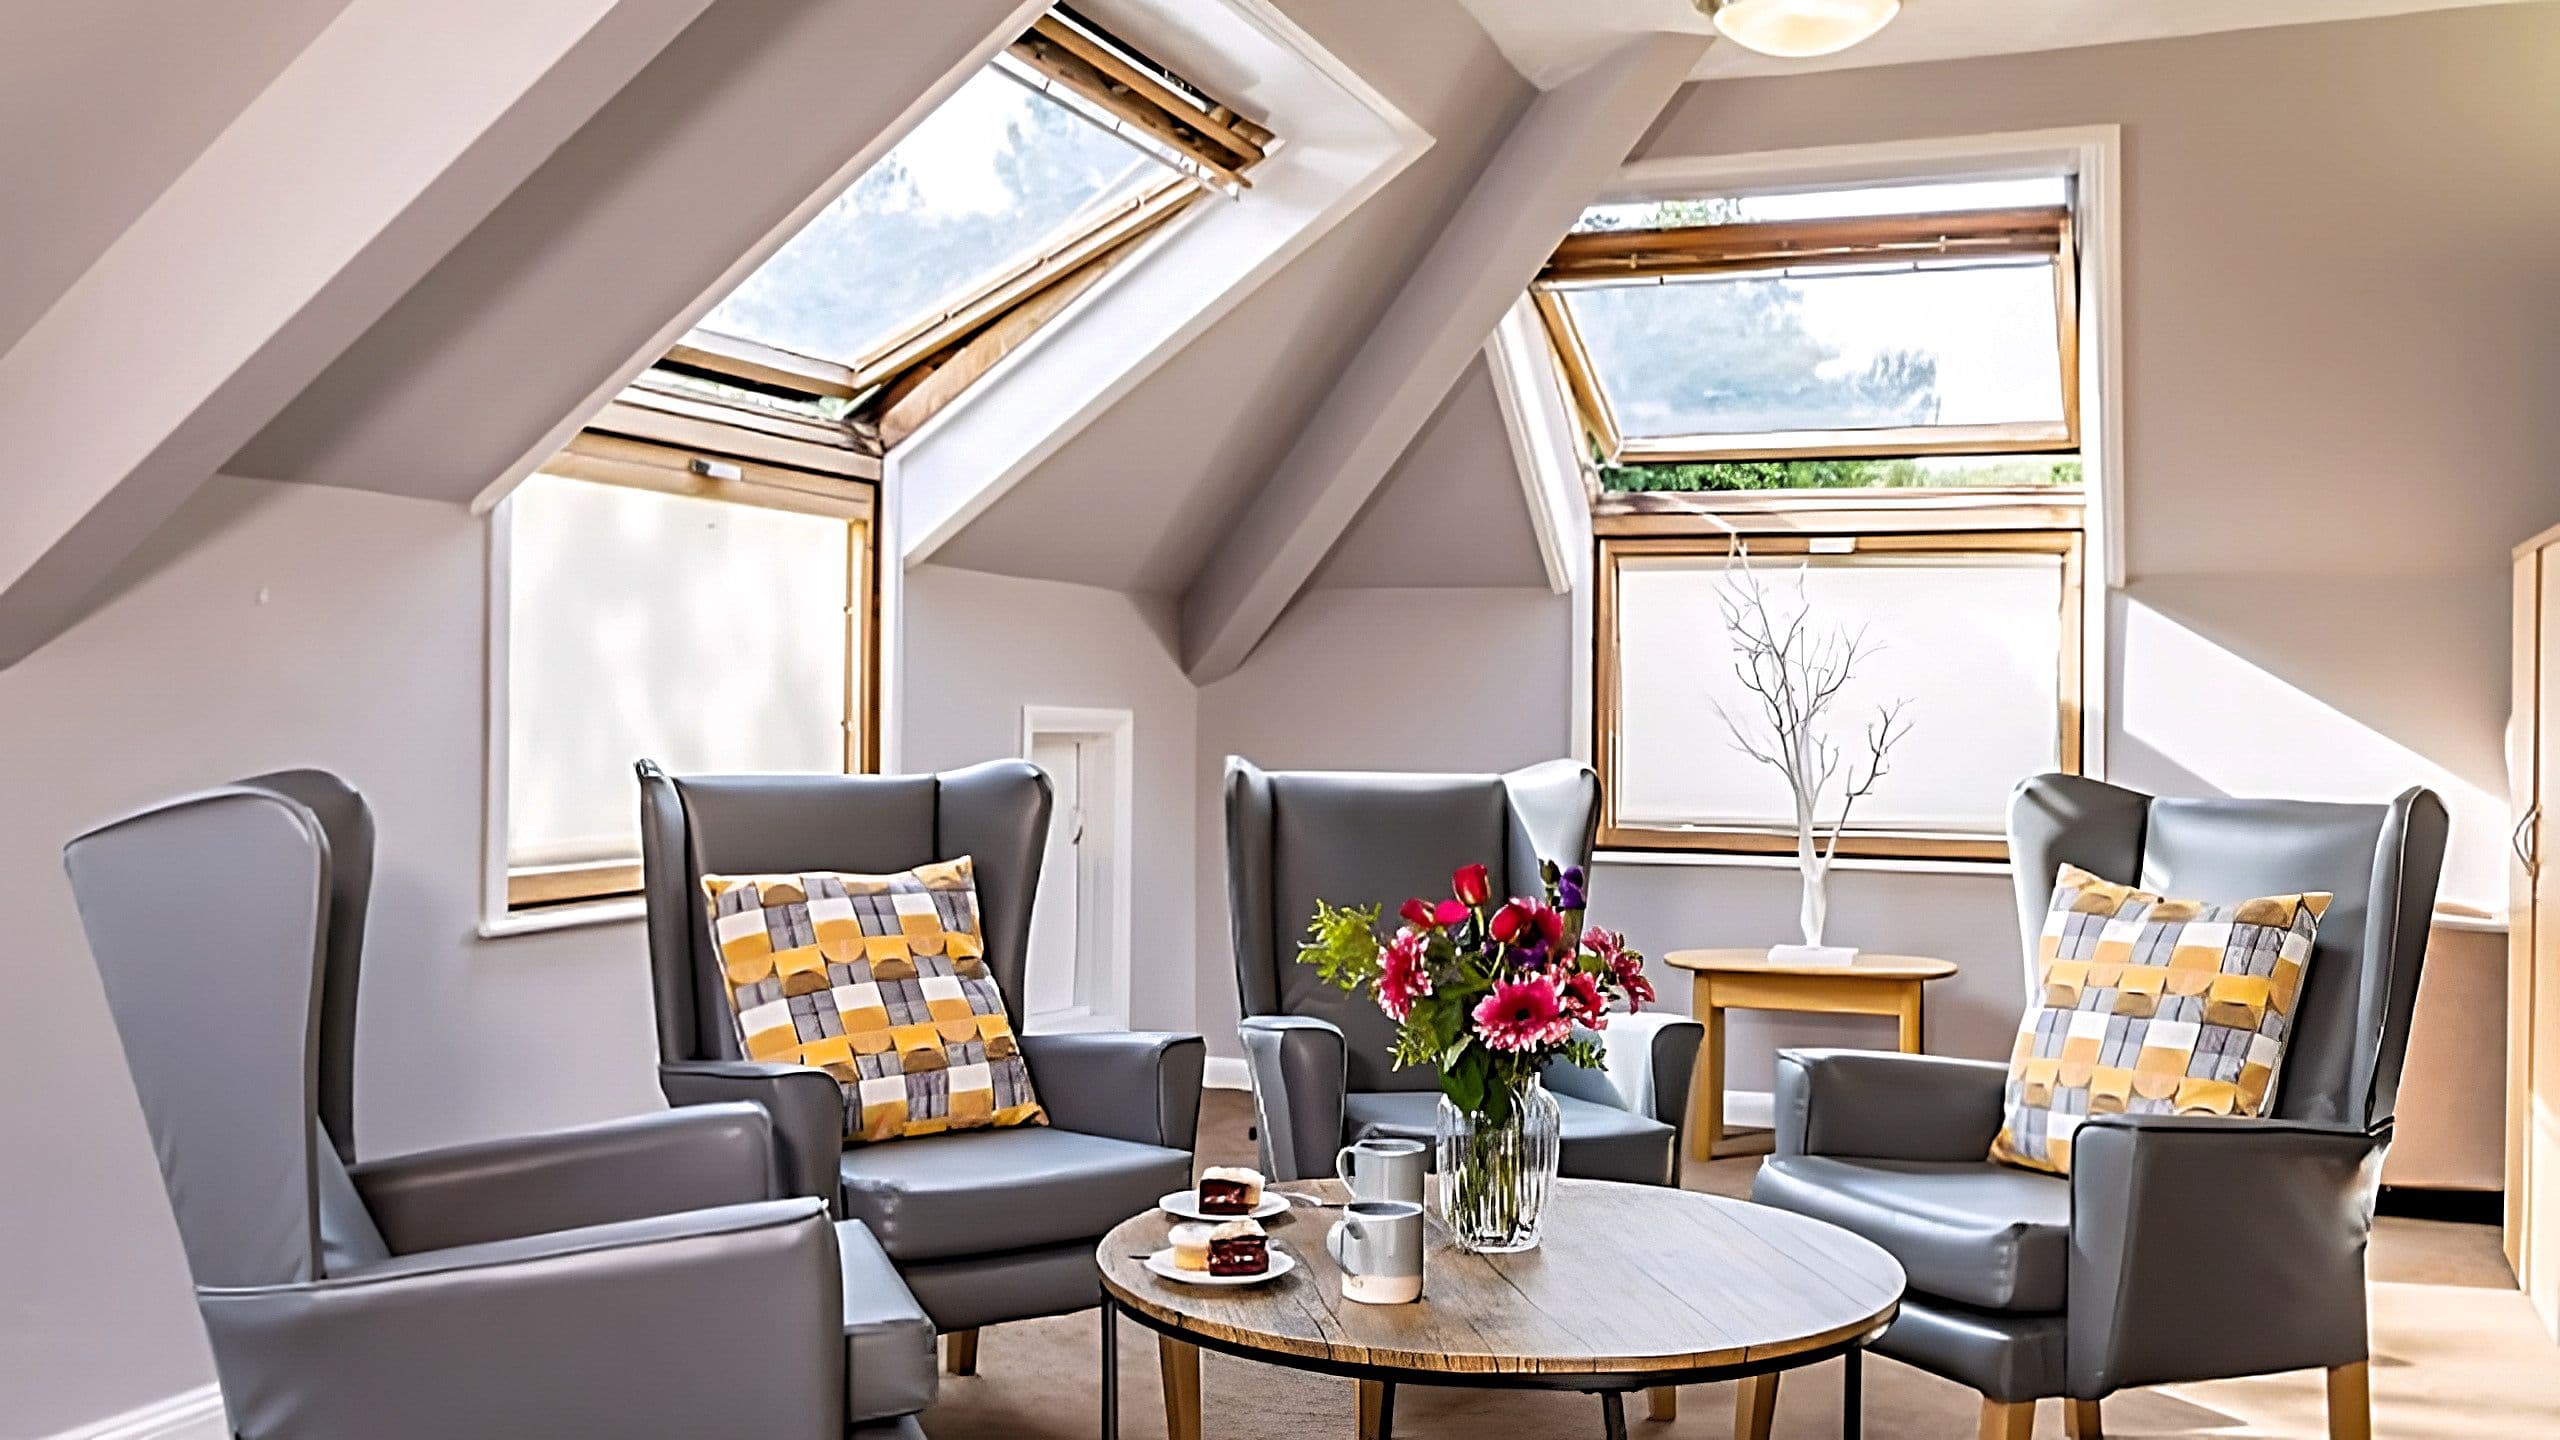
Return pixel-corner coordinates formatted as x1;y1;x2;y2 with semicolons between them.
1536;205;2079;466
1593;515;2086;862
501;430;881;913
662;6;1266;451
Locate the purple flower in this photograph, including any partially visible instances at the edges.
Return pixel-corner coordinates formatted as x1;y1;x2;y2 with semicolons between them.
1557;871;1586;910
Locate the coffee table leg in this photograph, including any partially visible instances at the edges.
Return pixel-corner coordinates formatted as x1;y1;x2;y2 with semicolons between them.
1842;1347;1863;1440
1100;1300;1118;1440
1159;1335;1202;1440
1357;1379;1396;1439
1598;1390;1629;1440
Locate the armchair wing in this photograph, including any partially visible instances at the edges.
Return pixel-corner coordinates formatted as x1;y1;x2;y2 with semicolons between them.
1017;1030;1206;1150
660;1059;847;1212
348;1103;783;1254
202;1197;842;1440
1773;1048;2009;1162
2066;1113;2386;1396
1239;1015;1347;1181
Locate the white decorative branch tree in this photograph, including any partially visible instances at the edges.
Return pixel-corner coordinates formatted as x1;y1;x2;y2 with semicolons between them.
1712;549;1915;950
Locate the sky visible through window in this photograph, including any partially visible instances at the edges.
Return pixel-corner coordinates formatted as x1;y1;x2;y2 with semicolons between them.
1563;177;2078;491
701;66;1177;368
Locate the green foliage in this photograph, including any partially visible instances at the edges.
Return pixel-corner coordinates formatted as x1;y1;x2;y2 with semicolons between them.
1600;457;2084;493
1296;901;1384;989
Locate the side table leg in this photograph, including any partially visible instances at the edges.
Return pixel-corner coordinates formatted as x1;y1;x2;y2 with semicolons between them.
1599;1390;1629;1440
1842;1347;1863;1440
1100;1300;1118;1440
1897;984;1924;1054
1688;985;1725;1161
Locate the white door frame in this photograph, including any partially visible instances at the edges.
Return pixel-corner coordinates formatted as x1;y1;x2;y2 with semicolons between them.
1018;705;1136;1031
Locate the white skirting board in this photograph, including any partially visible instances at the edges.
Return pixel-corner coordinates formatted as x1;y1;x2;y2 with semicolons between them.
1204;1055;1251;1090
49;1385;224;1440
1725;1089;1775;1133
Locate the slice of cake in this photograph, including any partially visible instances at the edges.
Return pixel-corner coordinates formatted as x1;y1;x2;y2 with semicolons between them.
1196;1165;1265;1216
1168;1223;1216;1273
1206;1219;1269;1277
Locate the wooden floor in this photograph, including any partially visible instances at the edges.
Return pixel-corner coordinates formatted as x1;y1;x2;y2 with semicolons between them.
916;1089;2560;1438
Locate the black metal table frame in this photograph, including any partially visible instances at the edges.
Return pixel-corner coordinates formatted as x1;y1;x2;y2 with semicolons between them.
1100;1293;1889;1440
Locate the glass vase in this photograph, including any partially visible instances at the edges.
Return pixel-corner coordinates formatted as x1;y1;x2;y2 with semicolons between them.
1434;1076;1562;1253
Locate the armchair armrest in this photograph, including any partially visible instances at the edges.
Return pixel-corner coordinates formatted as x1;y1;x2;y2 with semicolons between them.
1017;1030;1205;1150
1238;1015;1347;1181
349;1103;780;1255
1542;1012;1705;1159
662;1059;845;1213
1773;1048;2009;1160
201;1198;841;1439
2067;1114;2386;1396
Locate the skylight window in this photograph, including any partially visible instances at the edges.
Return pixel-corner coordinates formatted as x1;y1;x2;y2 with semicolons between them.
703;65;1179;372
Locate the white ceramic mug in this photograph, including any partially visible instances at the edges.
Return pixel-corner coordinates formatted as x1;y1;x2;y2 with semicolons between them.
1326;1200;1424;1305
1334;1136;1427;1207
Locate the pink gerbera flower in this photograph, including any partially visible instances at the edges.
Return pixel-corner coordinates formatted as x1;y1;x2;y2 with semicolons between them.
1472;976;1569;1052
1376;932;1434;1021
1558;969;1607;1027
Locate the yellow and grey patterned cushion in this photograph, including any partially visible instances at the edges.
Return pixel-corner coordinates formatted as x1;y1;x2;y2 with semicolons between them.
1990;863;2330;1177
702;858;1047;1144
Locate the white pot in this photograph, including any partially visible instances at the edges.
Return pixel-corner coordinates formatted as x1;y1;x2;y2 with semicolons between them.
1768;943;1859;967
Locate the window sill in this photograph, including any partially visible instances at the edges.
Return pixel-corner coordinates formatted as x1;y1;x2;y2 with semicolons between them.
477;896;646;939
1596;849;2013;879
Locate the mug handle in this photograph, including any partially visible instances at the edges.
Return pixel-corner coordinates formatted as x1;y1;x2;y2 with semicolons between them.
1326;1214;1369;1272
1335;1143;1359;1184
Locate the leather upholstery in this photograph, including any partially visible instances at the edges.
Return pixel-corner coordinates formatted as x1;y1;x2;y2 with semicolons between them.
1341;1090;1678;1187
1772;1048;2008;1162
638;757;1205;1341
348;1104;784;1255
1226;757;1693;1188
837;1219;938;1424
66;774;886;1438
1876;1300;2069;1404
1754;774;2449;1405
1754;1156;2069;1311
840;1126;1194;1263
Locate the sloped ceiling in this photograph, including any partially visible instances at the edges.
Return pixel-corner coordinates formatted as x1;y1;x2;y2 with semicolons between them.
1454;0;2540;87
923;0;1535;595
1309;353;1548;590
0;0;357;353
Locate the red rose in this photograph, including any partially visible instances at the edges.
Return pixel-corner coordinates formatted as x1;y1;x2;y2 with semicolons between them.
1399;897;1436;929
1451;863;1492;907
1433;899;1469;927
1490;899;1566;948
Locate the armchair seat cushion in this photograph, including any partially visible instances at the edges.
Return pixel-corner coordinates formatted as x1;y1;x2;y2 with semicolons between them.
840;1126;1192;1262
836;1219;935;1424
1754;1155;2070;1312
1341;1089;1675;1186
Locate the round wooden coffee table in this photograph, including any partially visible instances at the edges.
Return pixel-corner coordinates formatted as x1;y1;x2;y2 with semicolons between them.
1096;1177;1903;1440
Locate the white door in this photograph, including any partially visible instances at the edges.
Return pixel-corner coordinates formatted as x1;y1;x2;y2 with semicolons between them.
1025;731;1085;1024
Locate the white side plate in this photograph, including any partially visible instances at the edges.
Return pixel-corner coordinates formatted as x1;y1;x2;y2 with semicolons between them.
1158;1188;1289;1222
1142;1246;1297;1288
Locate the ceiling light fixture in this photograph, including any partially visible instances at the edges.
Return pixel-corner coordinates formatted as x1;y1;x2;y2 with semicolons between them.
1696;0;1902;59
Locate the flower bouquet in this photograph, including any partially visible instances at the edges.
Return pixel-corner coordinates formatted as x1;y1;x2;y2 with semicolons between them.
1299;859;1653;1252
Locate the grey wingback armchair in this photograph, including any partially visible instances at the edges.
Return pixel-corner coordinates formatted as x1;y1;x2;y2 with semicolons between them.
638;758;1204;1370
1748;774;2449;1440
67;771;936;1439
1225;757;1701;1186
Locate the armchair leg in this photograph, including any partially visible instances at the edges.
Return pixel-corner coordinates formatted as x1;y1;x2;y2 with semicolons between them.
1735;1373;1778;1440
2067;1398;2102;1439
943;1328;979;1376
2327;1362;2372;1440
1978;1398;2035;1440
1647;1385;1676;1422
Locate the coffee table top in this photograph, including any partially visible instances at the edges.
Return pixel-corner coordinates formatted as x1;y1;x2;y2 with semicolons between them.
1664;949;1959;981
1098;1178;1903;1381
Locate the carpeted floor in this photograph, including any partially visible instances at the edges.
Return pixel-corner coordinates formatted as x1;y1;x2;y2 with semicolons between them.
918;1090;2560;1438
